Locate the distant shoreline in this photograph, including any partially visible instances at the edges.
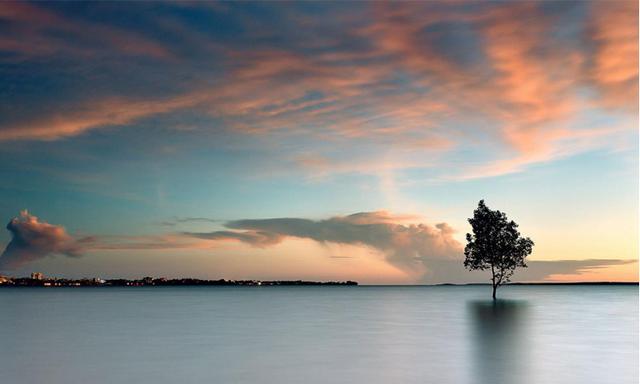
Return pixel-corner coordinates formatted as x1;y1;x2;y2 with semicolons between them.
0;279;637;288
434;282;639;286
0;277;358;287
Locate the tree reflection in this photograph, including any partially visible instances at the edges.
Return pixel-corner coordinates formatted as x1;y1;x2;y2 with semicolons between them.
468;300;530;384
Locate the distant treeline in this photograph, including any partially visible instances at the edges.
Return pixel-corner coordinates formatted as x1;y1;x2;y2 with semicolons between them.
435;282;638;286
0;277;358;287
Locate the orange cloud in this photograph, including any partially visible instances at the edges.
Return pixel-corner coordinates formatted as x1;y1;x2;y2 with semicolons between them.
0;93;210;141
478;4;581;155
587;0;639;111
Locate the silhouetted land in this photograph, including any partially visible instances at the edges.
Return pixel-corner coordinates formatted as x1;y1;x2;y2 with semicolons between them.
435;282;638;286
1;276;636;288
0;276;358;287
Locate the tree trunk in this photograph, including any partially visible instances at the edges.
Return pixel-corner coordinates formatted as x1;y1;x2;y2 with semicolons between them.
491;264;496;300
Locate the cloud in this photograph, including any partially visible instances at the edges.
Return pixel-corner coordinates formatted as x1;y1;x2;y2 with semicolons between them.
0;210;222;270
184;211;637;283
158;216;220;227
0;2;172;60
86;234;211;251
185;211;463;277
453;123;631;181
0;93;211;141
417;258;638;284
587;0;638;111
519;259;637;281
0;210;89;270
187;230;284;248
476;3;582;154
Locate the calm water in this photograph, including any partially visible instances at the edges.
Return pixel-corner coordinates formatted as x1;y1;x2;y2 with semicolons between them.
1;285;637;384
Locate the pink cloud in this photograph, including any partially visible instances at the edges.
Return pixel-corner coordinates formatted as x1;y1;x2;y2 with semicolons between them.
587;0;638;111
0;2;172;60
0;210;86;270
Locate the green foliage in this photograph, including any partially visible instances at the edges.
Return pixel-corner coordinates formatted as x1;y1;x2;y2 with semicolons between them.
464;200;534;294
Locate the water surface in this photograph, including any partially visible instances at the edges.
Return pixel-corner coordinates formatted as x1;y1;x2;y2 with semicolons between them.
1;285;637;383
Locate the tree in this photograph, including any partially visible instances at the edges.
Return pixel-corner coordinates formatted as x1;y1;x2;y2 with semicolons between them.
464;200;534;300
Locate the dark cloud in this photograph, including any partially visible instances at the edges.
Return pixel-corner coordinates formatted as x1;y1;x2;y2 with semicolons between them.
522;259;636;281
0;210;90;271
186;230;283;248
418;258;638;284
159;217;220;227
0;212;211;270
88;235;204;251
185;211;462;275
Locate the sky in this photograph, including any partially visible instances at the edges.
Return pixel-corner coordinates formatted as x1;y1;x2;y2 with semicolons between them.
0;1;637;284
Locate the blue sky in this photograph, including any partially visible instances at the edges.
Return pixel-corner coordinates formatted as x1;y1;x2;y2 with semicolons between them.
0;1;637;283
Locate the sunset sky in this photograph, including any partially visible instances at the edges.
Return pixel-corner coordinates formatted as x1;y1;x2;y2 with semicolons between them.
0;1;637;284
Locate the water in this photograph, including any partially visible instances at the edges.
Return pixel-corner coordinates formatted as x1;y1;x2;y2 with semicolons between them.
0;285;637;384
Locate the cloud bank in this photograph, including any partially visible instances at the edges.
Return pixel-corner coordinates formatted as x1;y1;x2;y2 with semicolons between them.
185;211;466;278
1;210;635;283
0;210;88;270
185;211;462;273
184;211;637;283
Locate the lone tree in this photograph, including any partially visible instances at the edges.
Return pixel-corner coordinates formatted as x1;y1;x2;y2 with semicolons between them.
464;200;534;300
